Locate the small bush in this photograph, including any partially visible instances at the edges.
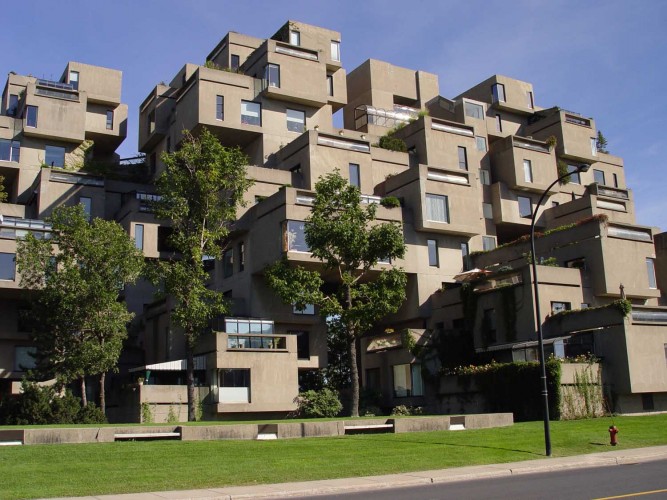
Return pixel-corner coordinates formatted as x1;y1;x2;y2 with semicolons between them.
390;405;423;416
141;402;154;423
77;403;107;424
294;388;342;418
378;135;407;153
380;196;400;209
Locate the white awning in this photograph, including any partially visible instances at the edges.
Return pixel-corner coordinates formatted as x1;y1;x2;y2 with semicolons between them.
129;356;206;373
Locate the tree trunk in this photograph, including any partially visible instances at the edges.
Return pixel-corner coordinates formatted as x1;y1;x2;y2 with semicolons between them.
186;342;196;422
80;377;88;407
99;372;106;415
348;334;360;417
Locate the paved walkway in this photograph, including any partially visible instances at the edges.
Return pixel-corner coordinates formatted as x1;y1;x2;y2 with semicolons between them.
51;445;667;500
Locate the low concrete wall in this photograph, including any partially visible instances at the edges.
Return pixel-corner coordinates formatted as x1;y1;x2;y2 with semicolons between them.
23;427;115;445
179;424;258;441
392;416;450;433
464;413;514;429
276;421;342;438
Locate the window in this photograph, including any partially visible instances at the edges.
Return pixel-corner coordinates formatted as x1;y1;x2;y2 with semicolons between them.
458;146;468;170
523;159;533;183
482;308;497;343
613;173;619;188
288;330;310;359
105;110;113;130
594;169;606;185
286;220;308;252
286;108;305;133
0;252;16;280
475;136;487;152
219;369;250;403
495;114;503;133
551;302;571;314
216;95;224;120
464;102;484;120
293;303;315;315
14;346;36;372
327;75;334;96
0;139;20;162
427;239;439;267
7;94;18;116
348;163;360;188
491;83;506;103
68;70;79;90
230;54;240;71
223;249;233;278
425;194;449;223
642;393;655;411
134;224;144;251
461;242;470;271
518;196;532;218
79;197;92;220
591;137;597;156
241;100;261;126
566;257;586;269
238;242;245;272
149;153;157;175
330;40;341;61
567;165;581;184
264;63;280;88
483;203;493;219
482;236;496;251
45;145;66;168
647;258;657;289
289;30;301;46
166;136;171;153
526;91;534;109
147;110;155;134
480;169;491;185
26;105;38;128
366;368;381;390
392;363;423;397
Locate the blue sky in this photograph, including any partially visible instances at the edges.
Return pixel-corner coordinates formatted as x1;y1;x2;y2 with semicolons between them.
3;0;665;230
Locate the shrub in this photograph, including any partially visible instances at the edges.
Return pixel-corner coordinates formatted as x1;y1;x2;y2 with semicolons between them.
378;135;407;153
380;196;400;209
77;403;107;424
390;405;424;416
294;388;342;418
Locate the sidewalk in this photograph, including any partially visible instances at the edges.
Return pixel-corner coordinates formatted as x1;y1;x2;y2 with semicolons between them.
51;445;667;500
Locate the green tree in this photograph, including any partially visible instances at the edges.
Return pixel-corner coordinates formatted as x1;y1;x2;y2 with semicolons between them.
0;174;7;203
153;128;252;421
16;205;144;413
596;131;609;154
266;171;407;417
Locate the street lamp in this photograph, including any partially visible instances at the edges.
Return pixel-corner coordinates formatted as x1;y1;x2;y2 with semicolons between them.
530;162;590;457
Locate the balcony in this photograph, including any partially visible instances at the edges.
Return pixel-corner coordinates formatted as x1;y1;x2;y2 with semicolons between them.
490;135;558;194
525;108;598;163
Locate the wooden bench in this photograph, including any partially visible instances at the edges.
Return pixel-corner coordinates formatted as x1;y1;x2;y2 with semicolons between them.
114;432;181;441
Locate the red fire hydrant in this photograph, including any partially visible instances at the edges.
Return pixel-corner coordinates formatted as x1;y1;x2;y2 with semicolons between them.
609;425;619;446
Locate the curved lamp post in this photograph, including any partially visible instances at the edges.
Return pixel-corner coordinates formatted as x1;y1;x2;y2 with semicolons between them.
530;163;590;457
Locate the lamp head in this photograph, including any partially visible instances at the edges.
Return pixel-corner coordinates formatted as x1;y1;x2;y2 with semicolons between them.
578;164;591;173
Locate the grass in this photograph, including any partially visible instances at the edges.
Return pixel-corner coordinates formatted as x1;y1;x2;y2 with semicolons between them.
1;414;666;499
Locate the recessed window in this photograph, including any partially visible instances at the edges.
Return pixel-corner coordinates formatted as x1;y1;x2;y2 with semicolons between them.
330;40;341;62
0;139;20;162
480;169;491;185
518;196;532;218
523;159;533;183
475;136;487;152
349;163;360;188
482;308;497;343
219;369;250;403
425;194;449;223
26;105;38;128
495;114;503;133
286;108;305;133
482;236;496;251
147;110;156;134
241;101;261;126
45;145;66;168
7;94;18;117
0;252;16;280
458;146;468;170
327;75;334;97
492;83;506;103
79;197;92;220
591;137;597;156
288;330;310;359
289;30;301;46
483;203;493;219
464;102;484;120
238;242;245;272
293;304;315;315
230;54;240;71
134;224;144;251
526;91;534;109
647;258;657;289
392;363;423;397
427;239;439;267
594;169;606;185
106;110;113;130
216;95;224;120
551;301;571;314
567;165;581;184
14;346;36;371
613;173;619;188
68;70;79;90
286;220;308;252
642;393;655;411
265;64;280;88
223;249;233;278
461;242;470;271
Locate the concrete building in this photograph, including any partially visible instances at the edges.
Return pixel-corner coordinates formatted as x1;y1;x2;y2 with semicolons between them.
1;21;665;420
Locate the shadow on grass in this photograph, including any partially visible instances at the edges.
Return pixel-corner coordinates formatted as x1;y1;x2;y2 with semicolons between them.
360;435;542;457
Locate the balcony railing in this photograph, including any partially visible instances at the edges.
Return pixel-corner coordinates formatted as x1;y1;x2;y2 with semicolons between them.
227;334;287;350
596;186;629;200
317;134;370;153
36;79;76;91
275;42;319;61
0;217;52;240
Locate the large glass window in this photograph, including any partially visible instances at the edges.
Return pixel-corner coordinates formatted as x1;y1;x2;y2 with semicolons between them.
7;94;18;117
523;159;533;182
518;196;532;218
491;83;506;103
216;95;224;120
427;239;439;267
265;64;280;88
0;252;16;280
45;145;66;168
106;110;114;130
458;146;468;170
331;40;341;62
349;163;360;188
392;363;423;397
464;102;484;120
594;169;606;185
567;165;581;184
287;220;308;252
647;258;657;289
26;105;38;128
286;108;305;133
425;194;449;223
0;139;20;162
219;368;250;403
241;100;261;126
134;224;144;251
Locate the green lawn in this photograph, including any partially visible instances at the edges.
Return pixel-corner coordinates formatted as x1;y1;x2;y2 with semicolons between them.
1;414;666;499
